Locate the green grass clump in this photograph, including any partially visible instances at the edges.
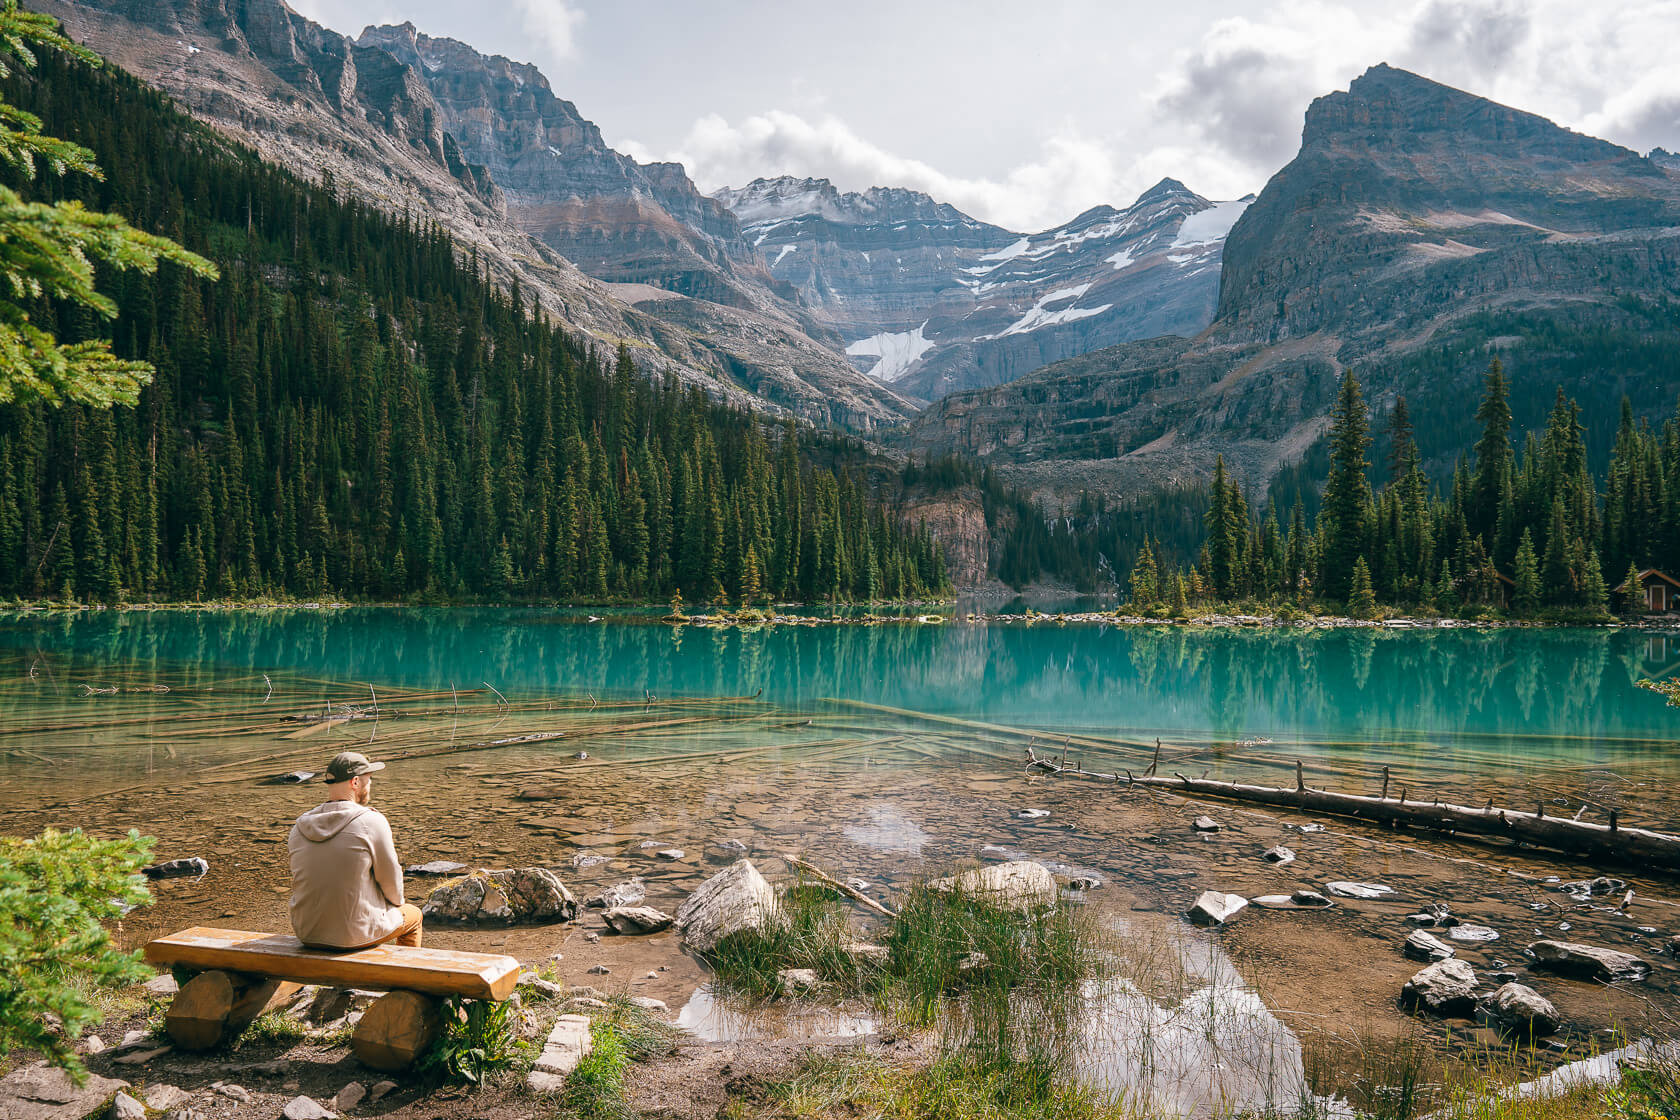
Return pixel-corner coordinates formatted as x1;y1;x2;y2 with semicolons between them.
558;1023;630;1119
235;1010;307;1050
708;883;877;1001
741;1048;1127;1120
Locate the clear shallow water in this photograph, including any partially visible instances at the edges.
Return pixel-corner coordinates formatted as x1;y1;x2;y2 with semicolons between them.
4;608;1678;768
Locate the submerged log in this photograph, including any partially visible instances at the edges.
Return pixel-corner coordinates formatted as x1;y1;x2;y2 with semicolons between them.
1024;748;1680;874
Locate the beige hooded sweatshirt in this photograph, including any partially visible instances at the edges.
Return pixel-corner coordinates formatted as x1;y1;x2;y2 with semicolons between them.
288;801;405;949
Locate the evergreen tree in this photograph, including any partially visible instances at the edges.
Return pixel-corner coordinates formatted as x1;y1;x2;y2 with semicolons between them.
1347;556;1377;618
1512;529;1541;611
1470;358;1513;541
0;4;214;407
1319;370;1372;601
1621;559;1645;615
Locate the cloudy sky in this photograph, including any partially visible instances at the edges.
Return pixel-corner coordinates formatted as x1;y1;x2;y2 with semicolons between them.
290;0;1678;232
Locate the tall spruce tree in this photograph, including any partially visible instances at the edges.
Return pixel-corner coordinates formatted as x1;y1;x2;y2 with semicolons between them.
1318;370;1372;602
1470;358;1513;542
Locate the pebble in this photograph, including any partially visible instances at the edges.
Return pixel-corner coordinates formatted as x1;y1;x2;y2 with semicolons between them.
1448;924;1500;942
1016;809;1051;820
645;971;658;979
1262;846;1295;865
282;1096;335;1120
655;849;685;860
367;1082;398;1103
1324;881;1394;900
332;1082;366;1112
587;964;610;975
583;931;600;943
84;1036;106;1054
213;1084;252;1103
629;996;668;1013
110;1092;147;1120
1192;816;1221;832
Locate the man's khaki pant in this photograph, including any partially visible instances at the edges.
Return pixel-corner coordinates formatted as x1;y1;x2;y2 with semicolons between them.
359;903;423;948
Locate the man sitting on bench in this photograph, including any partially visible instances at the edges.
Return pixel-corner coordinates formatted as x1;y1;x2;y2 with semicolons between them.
288;751;422;950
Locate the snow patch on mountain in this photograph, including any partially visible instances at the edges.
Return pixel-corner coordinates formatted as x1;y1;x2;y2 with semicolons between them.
978;285;1111;340
846;322;935;382
773;244;797;266
1171;198;1252;248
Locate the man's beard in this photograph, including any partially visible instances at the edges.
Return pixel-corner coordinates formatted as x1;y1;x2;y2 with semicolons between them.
355;785;372;806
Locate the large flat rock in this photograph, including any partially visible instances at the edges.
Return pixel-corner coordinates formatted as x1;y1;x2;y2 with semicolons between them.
0;1064;129;1120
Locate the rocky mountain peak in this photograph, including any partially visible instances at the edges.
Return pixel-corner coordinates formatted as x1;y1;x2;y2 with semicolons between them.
714;175;976;228
1132;177;1197;205
1302;63;1641;167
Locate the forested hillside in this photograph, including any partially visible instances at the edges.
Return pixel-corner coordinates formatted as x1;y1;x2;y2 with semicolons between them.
0;49;946;604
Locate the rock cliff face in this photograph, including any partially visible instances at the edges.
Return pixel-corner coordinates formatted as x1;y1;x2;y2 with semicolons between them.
716;175;1246;399
905;65;1680;501
355;24;783;312
45;0;915;429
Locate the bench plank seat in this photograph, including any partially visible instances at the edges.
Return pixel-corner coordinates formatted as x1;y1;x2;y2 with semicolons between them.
145;927;520;1001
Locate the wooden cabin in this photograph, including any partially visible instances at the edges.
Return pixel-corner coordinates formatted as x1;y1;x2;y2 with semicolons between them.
1615;569;1680;613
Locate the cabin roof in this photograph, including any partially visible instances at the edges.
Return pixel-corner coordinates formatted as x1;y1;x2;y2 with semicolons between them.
1614;569;1680;593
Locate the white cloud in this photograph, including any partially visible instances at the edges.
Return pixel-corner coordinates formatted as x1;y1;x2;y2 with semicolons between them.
640;0;1678;233
654;109;1149;233
513;0;585;58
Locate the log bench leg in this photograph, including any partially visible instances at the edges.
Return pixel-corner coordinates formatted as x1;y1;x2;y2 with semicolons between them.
351;990;441;1071
166;971;303;1050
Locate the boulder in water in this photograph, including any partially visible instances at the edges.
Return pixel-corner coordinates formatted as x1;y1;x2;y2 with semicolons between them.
675;859;783;952
142;858;208;881
601;906;674;935
1401;959;1478;1016
1487;982;1560;1037
1325;881;1394;900
1192;816;1221;833
1528;940;1649;982
584;878;646;910
928;861;1058;913
1262;846;1295;865
1404;930;1455;962
1187;891;1248;926
404;861;468;876
422;868;577;924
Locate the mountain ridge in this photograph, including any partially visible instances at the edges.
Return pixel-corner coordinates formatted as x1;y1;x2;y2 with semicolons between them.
714;173;1248;399
41;0;920;428
904;63;1680;504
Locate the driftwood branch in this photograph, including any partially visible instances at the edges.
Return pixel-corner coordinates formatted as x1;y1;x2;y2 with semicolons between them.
782;854;898;919
1024;748;1680;874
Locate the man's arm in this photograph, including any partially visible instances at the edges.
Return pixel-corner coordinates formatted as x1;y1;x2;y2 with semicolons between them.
368;813;405;908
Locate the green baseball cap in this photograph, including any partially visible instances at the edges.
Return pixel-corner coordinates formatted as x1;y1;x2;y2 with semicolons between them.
323;751;386;783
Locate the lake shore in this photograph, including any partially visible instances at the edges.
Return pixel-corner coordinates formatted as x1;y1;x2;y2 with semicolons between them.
7;597;1680;636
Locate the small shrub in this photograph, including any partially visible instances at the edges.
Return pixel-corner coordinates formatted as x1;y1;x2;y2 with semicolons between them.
417;996;519;1084
0;828;154;1075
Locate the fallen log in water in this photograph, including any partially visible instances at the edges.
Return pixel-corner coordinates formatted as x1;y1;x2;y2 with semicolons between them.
1023;748;1680;874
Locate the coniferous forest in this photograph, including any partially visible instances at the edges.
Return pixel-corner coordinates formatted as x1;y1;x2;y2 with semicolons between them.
0;51;947;604
1126;361;1680;617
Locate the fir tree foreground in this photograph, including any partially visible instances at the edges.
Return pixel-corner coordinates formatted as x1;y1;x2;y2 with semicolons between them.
0;2;214;407
0;828;154;1076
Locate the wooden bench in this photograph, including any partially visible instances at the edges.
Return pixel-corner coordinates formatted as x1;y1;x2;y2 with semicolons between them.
145;927;522;1070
